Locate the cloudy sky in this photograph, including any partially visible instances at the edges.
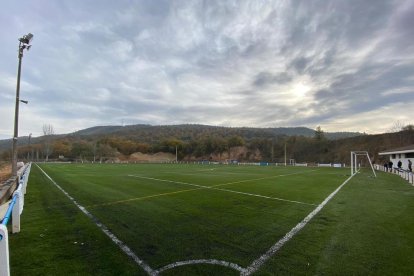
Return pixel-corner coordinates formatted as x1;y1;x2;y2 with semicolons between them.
1;0;413;139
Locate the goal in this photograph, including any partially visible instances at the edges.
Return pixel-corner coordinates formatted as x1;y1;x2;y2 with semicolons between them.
350;151;376;177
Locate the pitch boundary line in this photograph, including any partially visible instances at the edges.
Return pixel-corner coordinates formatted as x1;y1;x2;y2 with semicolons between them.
128;174;316;206
241;173;355;275
35;164;157;275
35;164;355;275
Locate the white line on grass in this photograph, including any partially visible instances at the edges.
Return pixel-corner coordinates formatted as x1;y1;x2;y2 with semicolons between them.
86;187;203;208
128;174;316;206
155;259;246;274
213;169;319;188
214;187;317;206
35;164;157;276
241;173;355;275
36;164;355;275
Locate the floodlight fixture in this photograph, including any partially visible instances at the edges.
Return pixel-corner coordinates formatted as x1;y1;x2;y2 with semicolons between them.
20;100;28;104
18;33;33;44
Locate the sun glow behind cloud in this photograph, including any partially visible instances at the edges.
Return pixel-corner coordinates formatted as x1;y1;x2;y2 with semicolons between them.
0;0;414;139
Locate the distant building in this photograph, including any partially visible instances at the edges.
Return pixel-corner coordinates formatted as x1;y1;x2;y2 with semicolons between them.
379;145;414;170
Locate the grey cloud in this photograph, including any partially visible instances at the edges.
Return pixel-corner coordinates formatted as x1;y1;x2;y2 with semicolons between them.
1;0;414;138
290;57;309;75
312;60;414;119
393;1;414;38
253;72;292;88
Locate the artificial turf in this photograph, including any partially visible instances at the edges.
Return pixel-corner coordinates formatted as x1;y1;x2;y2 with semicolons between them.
7;163;414;275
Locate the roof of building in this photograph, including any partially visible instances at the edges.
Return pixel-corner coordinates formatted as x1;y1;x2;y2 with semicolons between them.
378;144;414;155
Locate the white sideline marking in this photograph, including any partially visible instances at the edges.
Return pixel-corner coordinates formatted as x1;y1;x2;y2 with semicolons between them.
128;175;316;206
241;174;355;275
155;259;246;274
35;164;156;276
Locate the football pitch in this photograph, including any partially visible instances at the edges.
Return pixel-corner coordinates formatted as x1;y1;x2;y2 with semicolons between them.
9;163;414;275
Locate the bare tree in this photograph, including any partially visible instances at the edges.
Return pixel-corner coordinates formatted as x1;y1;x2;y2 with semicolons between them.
388;121;414;146
43;124;54;161
388;120;405;133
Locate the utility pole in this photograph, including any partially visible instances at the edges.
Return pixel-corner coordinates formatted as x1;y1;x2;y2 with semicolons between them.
271;138;274;163
12;33;33;176
27;133;32;161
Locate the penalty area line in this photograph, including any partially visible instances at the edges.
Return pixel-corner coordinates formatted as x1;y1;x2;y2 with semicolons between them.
210;169;319;188
241;173;355;275
128;174;315;206
86;187;203;208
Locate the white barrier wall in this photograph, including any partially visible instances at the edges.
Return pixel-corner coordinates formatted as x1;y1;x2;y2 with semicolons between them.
0;163;31;276
374;164;413;185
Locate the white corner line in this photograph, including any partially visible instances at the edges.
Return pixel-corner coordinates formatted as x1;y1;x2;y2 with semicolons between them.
155;259;246;274
241;173;355;275
35;164;156;275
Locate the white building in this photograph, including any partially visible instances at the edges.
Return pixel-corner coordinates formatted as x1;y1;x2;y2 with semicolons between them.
379;144;414;170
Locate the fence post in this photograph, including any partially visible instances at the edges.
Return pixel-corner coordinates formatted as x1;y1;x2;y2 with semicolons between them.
22;173;27;195
12;191;21;234
0;224;10;276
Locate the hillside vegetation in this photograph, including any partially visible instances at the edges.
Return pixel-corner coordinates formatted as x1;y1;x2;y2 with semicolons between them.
0;124;413;164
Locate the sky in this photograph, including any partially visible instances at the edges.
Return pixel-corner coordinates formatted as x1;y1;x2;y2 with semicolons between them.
1;0;414;139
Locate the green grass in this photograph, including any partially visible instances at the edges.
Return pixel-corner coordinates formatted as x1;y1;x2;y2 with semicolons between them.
7;163;414;275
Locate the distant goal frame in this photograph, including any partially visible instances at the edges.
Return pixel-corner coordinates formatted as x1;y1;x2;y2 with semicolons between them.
350;151;376;177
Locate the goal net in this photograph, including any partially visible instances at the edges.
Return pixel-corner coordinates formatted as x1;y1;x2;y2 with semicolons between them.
350;151;376;177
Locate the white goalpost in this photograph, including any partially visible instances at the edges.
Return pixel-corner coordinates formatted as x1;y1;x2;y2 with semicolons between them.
350;151;376;177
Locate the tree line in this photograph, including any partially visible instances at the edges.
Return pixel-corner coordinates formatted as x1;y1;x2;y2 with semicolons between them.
1;124;413;164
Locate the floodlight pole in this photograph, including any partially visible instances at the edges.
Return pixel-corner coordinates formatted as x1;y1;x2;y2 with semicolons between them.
11;33;33;177
27;133;32;161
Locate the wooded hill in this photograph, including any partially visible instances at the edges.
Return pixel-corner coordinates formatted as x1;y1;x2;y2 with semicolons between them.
0;124;412;165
